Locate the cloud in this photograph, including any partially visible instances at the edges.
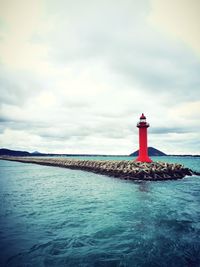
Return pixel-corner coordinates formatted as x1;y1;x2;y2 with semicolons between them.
149;0;200;56
39;0;200;106
151;127;191;135
0;65;44;106
0;0;199;154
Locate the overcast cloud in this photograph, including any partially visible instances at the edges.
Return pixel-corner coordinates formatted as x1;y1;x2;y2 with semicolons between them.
0;0;200;154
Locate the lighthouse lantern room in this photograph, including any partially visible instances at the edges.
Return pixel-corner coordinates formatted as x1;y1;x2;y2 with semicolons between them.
136;113;152;163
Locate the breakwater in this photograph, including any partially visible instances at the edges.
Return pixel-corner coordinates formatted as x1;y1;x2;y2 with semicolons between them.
0;156;197;181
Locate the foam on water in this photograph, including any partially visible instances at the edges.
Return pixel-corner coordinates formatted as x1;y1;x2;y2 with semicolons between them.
0;156;200;267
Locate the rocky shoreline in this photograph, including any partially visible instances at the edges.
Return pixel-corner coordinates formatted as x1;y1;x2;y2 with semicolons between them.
1;156;199;181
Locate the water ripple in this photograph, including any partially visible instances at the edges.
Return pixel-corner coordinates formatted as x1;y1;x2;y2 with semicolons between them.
1;157;200;266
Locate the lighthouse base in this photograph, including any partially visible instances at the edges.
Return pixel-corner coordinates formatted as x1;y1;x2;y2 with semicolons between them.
136;156;152;163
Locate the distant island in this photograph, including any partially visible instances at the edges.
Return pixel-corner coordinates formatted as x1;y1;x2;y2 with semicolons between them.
0;148;125;157
0;148;31;157
130;147;167;156
0;148;199;157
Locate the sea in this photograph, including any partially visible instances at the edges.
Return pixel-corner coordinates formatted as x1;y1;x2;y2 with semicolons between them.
0;156;200;267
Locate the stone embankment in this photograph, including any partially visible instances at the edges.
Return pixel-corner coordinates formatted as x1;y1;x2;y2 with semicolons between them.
0;156;197;181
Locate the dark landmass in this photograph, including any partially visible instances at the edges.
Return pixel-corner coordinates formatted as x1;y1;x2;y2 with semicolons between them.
0;148;31;157
0;148;126;157
130;147;167;156
32;151;41;154
0;148;199;157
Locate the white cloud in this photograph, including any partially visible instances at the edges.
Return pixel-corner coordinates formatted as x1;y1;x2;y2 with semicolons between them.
0;0;199;154
0;128;42;151
170;101;200;119
149;0;200;56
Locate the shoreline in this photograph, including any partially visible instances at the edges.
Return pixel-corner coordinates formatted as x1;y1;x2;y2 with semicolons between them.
0;156;197;181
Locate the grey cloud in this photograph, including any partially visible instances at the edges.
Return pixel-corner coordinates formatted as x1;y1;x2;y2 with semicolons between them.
0;0;199;154
37;126;91;140
42;0;150;63
41;1;200;105
37;124;131;141
0;66;43;106
19;116;134;142
108;33;200;102
0;113;50;127
151;127;192;134
0;116;8;122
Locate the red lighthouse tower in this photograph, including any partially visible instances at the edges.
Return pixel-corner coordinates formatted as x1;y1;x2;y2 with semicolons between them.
136;113;152;163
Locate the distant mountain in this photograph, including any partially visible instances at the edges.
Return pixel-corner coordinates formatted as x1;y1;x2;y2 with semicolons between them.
0;148;45;157
0;148;125;157
0;148;31;157
2;147;199;158
31;151;42;155
130;147;167;156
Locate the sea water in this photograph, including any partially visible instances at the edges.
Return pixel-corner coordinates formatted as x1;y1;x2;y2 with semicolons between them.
0;156;200;267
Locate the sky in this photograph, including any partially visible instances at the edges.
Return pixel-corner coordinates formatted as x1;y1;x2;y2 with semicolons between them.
0;0;200;155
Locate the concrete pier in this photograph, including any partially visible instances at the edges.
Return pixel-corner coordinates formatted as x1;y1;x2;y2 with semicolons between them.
0;156;196;181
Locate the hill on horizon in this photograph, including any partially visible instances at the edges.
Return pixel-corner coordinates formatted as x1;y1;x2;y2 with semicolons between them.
0;147;166;157
0;148;31;157
130;147;167;157
2;147;198;157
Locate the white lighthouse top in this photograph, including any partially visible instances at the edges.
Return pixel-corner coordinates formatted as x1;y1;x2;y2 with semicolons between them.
137;113;149;128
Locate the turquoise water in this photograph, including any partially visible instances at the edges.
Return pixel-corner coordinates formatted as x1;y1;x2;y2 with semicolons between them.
0;156;200;267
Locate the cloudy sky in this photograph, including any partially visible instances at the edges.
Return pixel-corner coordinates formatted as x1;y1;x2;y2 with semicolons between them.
0;0;200;155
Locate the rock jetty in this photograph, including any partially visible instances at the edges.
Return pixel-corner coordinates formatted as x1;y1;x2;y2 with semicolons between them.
0;156;197;181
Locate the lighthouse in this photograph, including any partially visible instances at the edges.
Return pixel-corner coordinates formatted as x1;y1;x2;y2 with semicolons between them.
136;113;152;163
